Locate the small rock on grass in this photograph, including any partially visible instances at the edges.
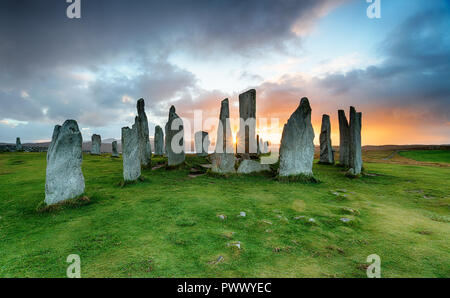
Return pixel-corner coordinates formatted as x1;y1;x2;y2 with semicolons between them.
218;214;227;220
340;217;352;223
238;212;246;217
227;241;241;250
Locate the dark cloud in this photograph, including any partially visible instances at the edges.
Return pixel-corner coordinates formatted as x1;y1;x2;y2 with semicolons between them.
0;0;338;135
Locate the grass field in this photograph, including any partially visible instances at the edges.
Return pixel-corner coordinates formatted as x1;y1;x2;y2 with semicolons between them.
398;150;450;163
0;150;449;278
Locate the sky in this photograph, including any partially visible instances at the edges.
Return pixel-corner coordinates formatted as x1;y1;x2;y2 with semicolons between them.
0;0;449;146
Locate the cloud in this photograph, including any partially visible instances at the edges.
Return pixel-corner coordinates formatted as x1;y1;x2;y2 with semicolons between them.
0;0;342;137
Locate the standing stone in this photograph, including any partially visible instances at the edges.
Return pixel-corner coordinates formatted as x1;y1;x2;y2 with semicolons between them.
279;97;315;177
111;141;119;158
319;114;334;164
16;137;23;151
136;98;151;167
263;141;269;154
91;134;101;155
195;131;210;157
165;106;185;166
348;107;362;175
212;98;235;173
154;125;164;156
338;110;350;167
256;135;261;155
237;89;256;158
45;120;85;205
122;119;141;181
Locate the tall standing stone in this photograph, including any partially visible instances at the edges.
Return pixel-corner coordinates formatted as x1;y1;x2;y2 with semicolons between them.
279;97;315;177
45;120;85;205
195;131;210;157
349;107;362;175
263;141;269;154
319;114;334;164
212;98;235;173
256;135;261;155
165;106;185;166
338;110;350;167
91;134;101;155
111;140;119;158
237;89;256;158
154;125;164;156
16;137;23;151
136;98;151;167
122;119;141;181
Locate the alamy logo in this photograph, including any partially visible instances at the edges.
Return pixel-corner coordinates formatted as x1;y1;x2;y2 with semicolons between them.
366;254;381;278
66;254;81;278
66;0;81;19
366;0;381;19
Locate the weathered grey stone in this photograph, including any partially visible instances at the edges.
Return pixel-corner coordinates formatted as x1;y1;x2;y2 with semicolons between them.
212;98;235;173
136;98;151;167
237;89;257;157
16;137;22;151
165;105;185;166
91;134;101;155
338;110;350;167
195;131;210;156
319;114;334;164
279;97;315;177
237;159;270;174
111;140;119;157
154;125;164;156
349;107;362;175
263;141;269;154
122;119;141;181
45;120;85;205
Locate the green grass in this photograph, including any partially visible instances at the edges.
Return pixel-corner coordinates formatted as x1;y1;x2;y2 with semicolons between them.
398;150;450;163
0;152;449;278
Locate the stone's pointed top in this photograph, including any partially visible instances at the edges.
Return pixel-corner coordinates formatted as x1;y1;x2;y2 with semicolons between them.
300;96;310;107
350;106;356;113
296;97;311;116
322;114;330;120
221;98;229;104
62;120;80;133
137;98;145;111
169;105;176;114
